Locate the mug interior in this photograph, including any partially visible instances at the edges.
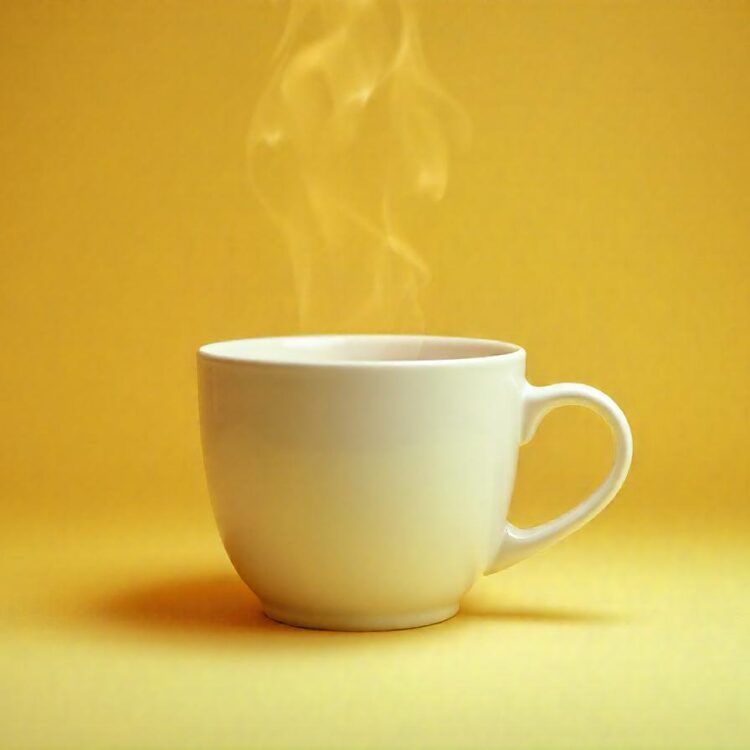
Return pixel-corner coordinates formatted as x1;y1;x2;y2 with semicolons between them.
199;335;522;365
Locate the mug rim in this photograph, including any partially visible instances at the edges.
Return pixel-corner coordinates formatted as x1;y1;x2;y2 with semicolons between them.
197;334;526;368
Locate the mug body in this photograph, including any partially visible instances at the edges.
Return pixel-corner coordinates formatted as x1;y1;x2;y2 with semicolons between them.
198;335;526;630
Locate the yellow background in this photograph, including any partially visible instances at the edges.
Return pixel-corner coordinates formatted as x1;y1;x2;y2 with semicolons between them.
1;1;748;748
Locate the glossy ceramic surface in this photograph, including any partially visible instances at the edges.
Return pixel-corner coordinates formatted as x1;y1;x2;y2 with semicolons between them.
198;335;632;630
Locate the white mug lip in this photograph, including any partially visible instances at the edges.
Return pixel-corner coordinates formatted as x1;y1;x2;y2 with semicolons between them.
197;334;526;368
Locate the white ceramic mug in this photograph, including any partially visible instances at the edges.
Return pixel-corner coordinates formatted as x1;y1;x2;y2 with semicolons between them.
198;335;632;631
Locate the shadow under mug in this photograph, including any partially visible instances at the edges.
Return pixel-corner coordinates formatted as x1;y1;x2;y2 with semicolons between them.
198;334;632;631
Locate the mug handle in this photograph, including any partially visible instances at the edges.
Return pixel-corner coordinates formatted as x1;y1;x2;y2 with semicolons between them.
486;382;633;574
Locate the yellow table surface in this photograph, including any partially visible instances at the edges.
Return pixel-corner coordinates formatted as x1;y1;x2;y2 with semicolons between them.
2;511;748;750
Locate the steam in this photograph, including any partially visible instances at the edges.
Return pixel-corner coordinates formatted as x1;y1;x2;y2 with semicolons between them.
247;0;470;331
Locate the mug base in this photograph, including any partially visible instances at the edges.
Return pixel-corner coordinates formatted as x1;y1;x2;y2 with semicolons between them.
262;602;459;632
